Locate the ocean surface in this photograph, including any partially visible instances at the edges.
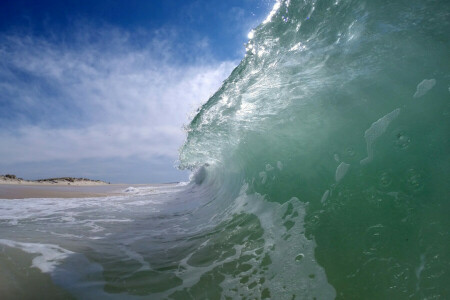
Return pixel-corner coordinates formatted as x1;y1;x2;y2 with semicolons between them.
1;0;449;299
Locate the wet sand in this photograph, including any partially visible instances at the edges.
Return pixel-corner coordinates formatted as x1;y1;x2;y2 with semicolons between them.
0;184;133;199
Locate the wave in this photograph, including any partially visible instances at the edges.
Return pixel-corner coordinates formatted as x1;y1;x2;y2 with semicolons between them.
177;0;450;298
0;0;448;299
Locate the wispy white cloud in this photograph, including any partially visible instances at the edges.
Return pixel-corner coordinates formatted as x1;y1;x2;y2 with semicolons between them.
0;25;237;175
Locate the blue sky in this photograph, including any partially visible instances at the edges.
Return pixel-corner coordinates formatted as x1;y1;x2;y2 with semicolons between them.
0;0;275;183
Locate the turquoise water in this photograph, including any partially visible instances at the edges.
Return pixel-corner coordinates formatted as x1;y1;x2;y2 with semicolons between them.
1;0;449;299
180;0;450;298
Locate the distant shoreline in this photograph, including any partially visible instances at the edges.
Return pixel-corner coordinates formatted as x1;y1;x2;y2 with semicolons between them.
0;174;109;186
0;174;180;199
0;174;113;199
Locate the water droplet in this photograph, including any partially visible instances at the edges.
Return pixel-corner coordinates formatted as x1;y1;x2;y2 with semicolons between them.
394;131;411;149
308;214;320;229
364;187;379;203
266;164;274;171
379;171;392;187
346;147;355;157
406;168;423;192
295;253;304;262
365;224;385;248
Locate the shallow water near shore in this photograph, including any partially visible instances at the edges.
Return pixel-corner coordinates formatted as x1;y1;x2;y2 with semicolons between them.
1;0;450;298
0;183;151;199
0;183;337;299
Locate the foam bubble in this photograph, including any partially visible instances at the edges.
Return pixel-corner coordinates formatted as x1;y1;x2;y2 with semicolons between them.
0;239;73;273
277;161;283;170
413;79;436;98
335;162;350;183
361;108;400;164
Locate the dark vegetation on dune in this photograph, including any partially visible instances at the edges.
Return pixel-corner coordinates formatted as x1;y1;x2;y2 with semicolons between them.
1;174;108;184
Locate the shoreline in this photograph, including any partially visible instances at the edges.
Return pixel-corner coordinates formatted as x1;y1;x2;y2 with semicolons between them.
0;182;176;199
0;183;130;199
0;174;178;199
0;175;108;186
0;174;117;199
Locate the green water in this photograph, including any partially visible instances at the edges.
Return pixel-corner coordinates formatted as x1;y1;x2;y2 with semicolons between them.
0;0;449;299
179;0;450;298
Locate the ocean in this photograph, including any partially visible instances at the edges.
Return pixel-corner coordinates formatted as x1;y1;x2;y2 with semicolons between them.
1;0;449;298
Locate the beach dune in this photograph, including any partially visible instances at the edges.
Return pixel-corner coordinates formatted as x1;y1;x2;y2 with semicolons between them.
0;174;128;199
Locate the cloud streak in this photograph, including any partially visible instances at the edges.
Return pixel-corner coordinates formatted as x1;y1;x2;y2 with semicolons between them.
0;25;237;180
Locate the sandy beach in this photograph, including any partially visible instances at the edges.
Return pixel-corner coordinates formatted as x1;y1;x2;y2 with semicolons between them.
0;174;175;199
0;183;132;199
0;175;130;199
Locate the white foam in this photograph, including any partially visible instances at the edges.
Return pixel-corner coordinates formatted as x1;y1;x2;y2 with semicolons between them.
124;187;138;193
149;185;336;299
361;108;400;164
0;239;73;273
277;161;283;170
123;186;157;195
263;1;281;24
334;153;340;162
413;79;436;98
335;162;350;183
232;195;336;299
321;190;330;203
259;171;267;184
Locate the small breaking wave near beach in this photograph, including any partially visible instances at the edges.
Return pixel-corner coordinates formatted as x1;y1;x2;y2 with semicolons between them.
1;0;449;299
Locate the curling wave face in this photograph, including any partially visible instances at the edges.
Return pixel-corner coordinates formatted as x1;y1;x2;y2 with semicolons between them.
1;0;449;299
179;0;450;298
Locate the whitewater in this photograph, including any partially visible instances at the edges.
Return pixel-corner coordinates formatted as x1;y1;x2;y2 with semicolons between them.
1;0;449;299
